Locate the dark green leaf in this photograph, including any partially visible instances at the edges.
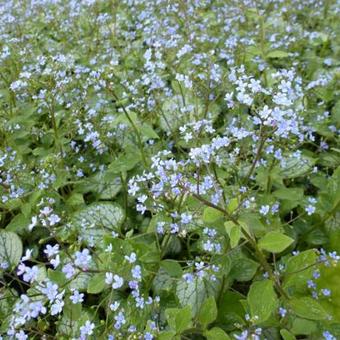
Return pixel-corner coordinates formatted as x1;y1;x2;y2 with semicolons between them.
247;280;278;323
289;297;328;320
198;296;217;328
0;231;23;270
258;231;294;253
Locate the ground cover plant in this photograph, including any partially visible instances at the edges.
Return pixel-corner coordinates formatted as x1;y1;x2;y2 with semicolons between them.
0;0;339;339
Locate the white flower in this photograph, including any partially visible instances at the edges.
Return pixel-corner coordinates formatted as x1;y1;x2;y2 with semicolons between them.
44;244;60;258
181;213;192;224
259;205;270;216
74;249;91;270
50;299;64;315
80;320;95;337
184;132;193;142
109;301;120;311
105;244;113;253
131;265;142;280
105;272;113;285
128;182;140;196
40;206;52;216
21;249;33;262
70;289;84;304
40;281;59;302
18;265;39;283
50;255;60;269
15;330;28;340
62;263;76;279
105;273;124;289
234;330;248;340
28;216;38;231
48;214;61;226
124;252;137;264
112;275;124;289
305;205;315;216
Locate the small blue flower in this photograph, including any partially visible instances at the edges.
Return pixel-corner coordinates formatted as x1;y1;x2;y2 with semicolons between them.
259;205;270;216
132;265;142;280
305;204;316;215
144;332;154;340
321;288;331;297
279;307;287;318
323;331;336;340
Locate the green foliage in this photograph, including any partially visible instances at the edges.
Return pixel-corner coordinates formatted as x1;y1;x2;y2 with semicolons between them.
0;231;23;270
87;273;106;294
289;297;328;320
0;0;339;338
197;296;217;328
204;327;231;340
71;202;124;246
283;249;318;296
247;280;278;323
258;231;294;253
176;276;220;316
165;306;192;334
225;221;241;248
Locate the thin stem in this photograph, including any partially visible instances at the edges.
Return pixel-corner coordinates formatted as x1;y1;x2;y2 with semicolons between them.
243;127;266;184
190;191;289;299
107;87;148;167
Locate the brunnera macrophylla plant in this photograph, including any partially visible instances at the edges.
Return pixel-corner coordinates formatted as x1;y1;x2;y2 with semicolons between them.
0;0;339;339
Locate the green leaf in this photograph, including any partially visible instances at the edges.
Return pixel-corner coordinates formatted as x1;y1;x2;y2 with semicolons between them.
158;331;177;340
48;269;67;286
305;228;328;245
256;166;283;189
87;273;106;294
266;50;289;58
153;268;174;294
72;203;124;247
57;307;89;338
280;329;296;340
273;188;304;201
69;272;91;291
230;257;259;282
0;231;23;270
258;231;294;253
204;327;231;340
203;207;224;224
21;203;31;218
5;214;29;233
211;254;231;277
226;198;238;214
176;276;220;316
63;301;82;320
161;260;183;277
217;291;246;328
247;280;278;323
239;214;266;237
0;288;17;320
140;250;160;264
76;171;122;199
225;221;241;248
280;156;315;179
290;317;317;335
283;249;318;295
198;297;217;328
108;147;141;173
66;193;85;208
332;101;340;125
289;297;328;320
140;124;159;140
165;305;192;333
318;263;340;321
